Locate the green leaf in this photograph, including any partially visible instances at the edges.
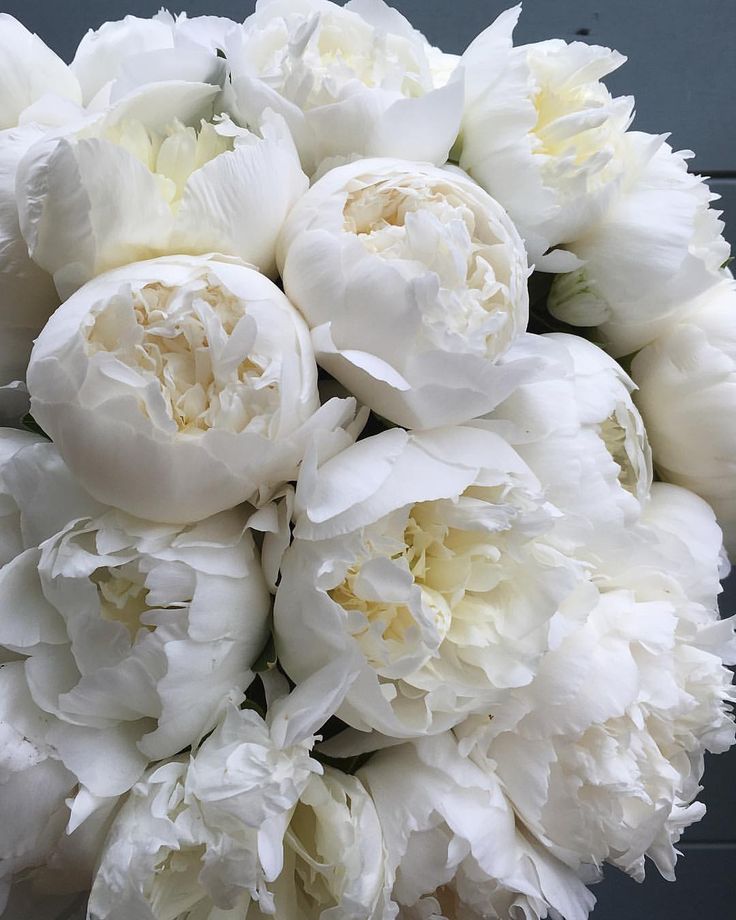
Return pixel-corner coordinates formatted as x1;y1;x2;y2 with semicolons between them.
252;634;276;673
315;750;374;775
21;413;49;439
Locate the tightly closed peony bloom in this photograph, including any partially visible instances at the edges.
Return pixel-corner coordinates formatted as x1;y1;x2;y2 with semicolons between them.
548;133;729;355
16;81;308;295
278;157;534;429
71;11;232;108
224;0;464;175
0;436;271;797
88;662;361;919
0;15;81;130
477;333;652;542
275;426;587;740
359;733;595;920
458;6;633;268
631;281;736;556
28;255;359;523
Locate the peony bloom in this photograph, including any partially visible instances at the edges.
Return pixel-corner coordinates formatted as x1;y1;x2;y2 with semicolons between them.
88;662;360;919
458;6;633;268
16;82;307;295
0;14;89;417
631;281;736;556
457;580;735;884
28;255;359;523
0;124;60;419
278;157;533;429
455;482;735;885
266;767;393;919
275;426;586;739
71;11;233;109
477;332;652;542
634;482;732;614
0;436;271;797
0;15;81;130
0;427;45;567
359;733;595;920
548;133;729;356
224;0;464;175
0;660;119;916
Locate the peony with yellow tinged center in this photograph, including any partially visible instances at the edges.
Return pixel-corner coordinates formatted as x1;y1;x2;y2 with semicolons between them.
327;485;565;698
529;46;629;191
102;117;233;209
241;1;436;112
92;562;153;638
459;7;634;266
599;408;645;498
328;503;457;672
275;426;587;738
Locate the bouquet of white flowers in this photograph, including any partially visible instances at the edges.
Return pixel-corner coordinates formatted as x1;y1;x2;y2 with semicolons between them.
1;3;734;919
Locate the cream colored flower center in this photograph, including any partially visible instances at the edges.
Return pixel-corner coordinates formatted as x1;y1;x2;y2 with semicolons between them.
252;12;431;110
102;118;233;208
286;803;340;914
146;842;207;919
328;488;523;677
528;49;629;192
85;280;281;435
599;406;647;498
329;507;454;670
92;562;152;638
343;178;518;358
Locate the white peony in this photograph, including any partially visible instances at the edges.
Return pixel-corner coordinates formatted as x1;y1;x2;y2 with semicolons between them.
0;659;77;910
0;436;271;797
275;425;586;740
266;767;393;919
477;332;652;541
0;15;81;130
88;661;360;919
457;580;735;884
0;427;44;567
458;6;633;268
16;82;307;296
634;482;733;616
0;15;89;418
278;157;534;429
631;280;736;556
359;732;596;920
454;480;735;885
0;124;60;419
27;255;359;524
548;133;730;355
0;660;119;916
224;0;464;175
71;11;233;109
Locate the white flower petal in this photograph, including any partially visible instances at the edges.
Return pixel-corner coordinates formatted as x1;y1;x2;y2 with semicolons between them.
0;15;81;129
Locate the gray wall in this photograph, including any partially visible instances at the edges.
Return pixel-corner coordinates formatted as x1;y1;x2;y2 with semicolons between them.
4;1;735;916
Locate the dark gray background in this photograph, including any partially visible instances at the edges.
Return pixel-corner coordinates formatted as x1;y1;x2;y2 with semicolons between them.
4;1;734;916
